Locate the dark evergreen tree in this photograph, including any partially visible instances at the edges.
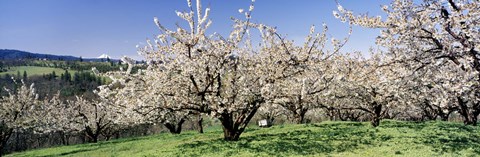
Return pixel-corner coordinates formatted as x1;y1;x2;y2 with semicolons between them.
16;71;21;80
64;70;71;82
51;71;57;80
23;71;27;81
4;73;10;80
74;72;80;84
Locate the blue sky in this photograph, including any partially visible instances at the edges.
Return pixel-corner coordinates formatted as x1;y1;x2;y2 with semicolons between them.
0;0;390;60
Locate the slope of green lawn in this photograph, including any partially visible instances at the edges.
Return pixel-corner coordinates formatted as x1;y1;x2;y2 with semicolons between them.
0;66;76;77
6;120;480;157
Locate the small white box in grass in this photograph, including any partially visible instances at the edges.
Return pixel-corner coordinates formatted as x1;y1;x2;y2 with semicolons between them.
258;119;271;127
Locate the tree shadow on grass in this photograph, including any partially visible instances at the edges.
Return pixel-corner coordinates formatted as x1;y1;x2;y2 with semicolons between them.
421;124;480;154
36;147;100;157
379;120;428;131
379;120;480;154
178;123;379;156
33;136;147;157
100;137;145;145
178;121;480;156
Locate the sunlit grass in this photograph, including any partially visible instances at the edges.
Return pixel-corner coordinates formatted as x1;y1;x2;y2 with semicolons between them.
0;66;76;78
0;66;112;83
6;120;480;157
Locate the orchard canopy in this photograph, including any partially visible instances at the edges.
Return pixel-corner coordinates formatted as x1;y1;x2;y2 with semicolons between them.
96;0;480;141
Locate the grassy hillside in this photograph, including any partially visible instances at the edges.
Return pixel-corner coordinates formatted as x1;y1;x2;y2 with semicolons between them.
0;66;76;77
6;120;480;157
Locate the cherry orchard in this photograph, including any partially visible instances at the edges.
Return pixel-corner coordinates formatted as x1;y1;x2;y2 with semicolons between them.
96;0;349;141
335;0;480;125
2;0;480;155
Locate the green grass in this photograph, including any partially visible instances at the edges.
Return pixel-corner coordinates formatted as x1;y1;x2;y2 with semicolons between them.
0;66;112;83
0;66;76;77
6;120;480;157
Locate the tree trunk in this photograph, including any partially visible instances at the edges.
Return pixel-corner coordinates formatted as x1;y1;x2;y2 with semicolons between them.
422;108;436;120
60;132;67;145
92;135;98;143
85;127;99;143
222;127;242;141
105;135;112;141
339;110;348;121
0;128;13;156
197;116;204;134
470;115;477;126
115;131;120;139
266;116;275;126
457;97;477;125
371;104;382;127
322;107;336;121
165;124;180;134
85;132;99;143
219;104;260;141
102;127;118;141
420;101;438;120
293;108;308;124
439;112;450;121
0;138;6;157
220;113;243;141
0;143;4;157
371;116;380;127
328;110;336;121
294;114;305;124
14;132;20;152
471;106;480;126
59;131;70;145
462;111;478;126
164;118;186;134
347;110;360;121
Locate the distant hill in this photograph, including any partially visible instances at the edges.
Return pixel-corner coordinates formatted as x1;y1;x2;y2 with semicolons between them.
0;49;117;62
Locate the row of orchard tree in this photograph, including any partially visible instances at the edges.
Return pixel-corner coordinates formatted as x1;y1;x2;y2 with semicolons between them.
1;0;479;155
